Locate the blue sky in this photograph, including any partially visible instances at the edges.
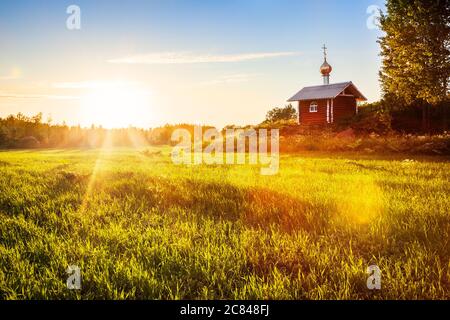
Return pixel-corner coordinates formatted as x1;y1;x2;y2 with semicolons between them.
0;0;385;128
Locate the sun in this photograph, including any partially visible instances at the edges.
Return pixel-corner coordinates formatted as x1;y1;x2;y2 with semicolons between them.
80;86;152;128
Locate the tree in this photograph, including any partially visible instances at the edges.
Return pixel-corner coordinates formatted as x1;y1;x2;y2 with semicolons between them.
378;0;450;131
264;104;298;123
0;125;7;146
32;112;43;124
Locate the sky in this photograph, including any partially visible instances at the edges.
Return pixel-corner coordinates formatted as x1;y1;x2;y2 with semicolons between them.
0;0;385;129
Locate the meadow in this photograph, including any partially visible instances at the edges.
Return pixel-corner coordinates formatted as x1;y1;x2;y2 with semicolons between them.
0;147;449;299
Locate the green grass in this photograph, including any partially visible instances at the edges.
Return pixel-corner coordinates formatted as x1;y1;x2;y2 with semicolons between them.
0;147;449;299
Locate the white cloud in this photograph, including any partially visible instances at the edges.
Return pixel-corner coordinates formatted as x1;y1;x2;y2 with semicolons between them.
0;76;18;81
0;68;22;80
52;80;142;89
198;73;259;86
0;92;79;100
108;51;298;64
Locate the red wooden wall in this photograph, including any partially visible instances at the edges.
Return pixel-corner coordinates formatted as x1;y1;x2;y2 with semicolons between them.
333;96;357;120
298;96;357;125
298;99;328;125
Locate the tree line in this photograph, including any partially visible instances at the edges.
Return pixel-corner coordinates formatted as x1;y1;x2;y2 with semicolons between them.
0;113;214;148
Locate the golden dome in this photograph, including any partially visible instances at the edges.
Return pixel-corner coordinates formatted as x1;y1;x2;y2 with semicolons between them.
320;59;332;75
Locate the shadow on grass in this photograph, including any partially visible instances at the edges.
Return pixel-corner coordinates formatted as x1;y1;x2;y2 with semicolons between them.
102;175;333;234
37;170;335;235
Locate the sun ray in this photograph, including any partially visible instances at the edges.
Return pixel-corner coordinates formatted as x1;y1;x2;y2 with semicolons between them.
77;130;114;215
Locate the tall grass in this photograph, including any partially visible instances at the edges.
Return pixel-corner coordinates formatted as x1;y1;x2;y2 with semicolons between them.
0;148;449;299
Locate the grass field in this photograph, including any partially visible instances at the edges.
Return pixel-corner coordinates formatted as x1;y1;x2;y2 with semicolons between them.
0;148;449;299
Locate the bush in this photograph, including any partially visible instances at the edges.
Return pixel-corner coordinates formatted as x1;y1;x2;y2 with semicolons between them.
262;104;297;124
349;112;393;135
280;132;450;155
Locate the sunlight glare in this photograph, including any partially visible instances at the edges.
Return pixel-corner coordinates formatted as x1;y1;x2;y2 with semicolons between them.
81;86;152;128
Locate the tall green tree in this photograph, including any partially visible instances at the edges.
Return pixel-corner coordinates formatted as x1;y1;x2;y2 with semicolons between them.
264;104;298;124
378;0;450;130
